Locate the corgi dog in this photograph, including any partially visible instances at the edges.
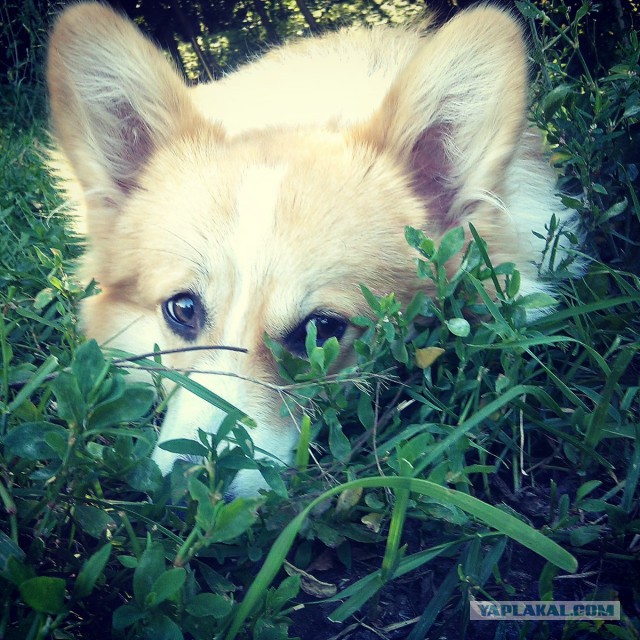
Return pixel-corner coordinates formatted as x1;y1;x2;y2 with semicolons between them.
47;3;576;496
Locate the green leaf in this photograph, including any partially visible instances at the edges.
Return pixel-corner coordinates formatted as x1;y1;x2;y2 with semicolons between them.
189;476;219;531
148;568;186;607
538;561;558;600
3;422;68;461
405;290;426;322
158;438;209;457
357;393;375;429
142;613;183;640
517;292;558;309
44;430;68;457
113;603;146;629
73;339;109;400
359;285;381;314
305;319;318;358
126;458;163;493
576;480;602;502
592;182;608;195
295;413;312;471
540;84;573;118
0;531;25;571
2;555;35;587
445;318;470;337
217;447;258;471
326;410;351;461
569;525;603;547
259;463;288;498
575;1;590;21
406;563;460;640
515;0;541;18
186;592;232;619
73;543;112;600
89;384;155;430
436;226;465;265
601;198;628;222
0;533;33;587
405;226;435;258
118;556;139;569
230;423;255;458
322;336;340;369
74;505;115;539
209;498;261;543
507;268;521;298
20;576;67;614
268;575;301;612
253;617;291;640
390;338;408;364
329;575;384;623
309;346;325;372
133;542;166;607
51;370;85;426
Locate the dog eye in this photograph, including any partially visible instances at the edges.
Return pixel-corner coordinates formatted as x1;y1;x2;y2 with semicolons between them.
162;292;203;340
284;312;347;355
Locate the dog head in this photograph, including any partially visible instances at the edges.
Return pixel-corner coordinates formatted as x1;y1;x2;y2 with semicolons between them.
48;3;533;495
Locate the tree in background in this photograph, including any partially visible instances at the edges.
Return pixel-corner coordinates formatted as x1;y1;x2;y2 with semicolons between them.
3;0;636;93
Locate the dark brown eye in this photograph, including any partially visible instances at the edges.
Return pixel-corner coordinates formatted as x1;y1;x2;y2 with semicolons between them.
284;312;347;356
162;292;203;340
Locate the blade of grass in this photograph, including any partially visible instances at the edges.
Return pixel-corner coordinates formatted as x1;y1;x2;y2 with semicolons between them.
470;335;610;377
469;223;507;302
407;562;461;640
329;535;487;622
529;294;639;326
583;345;637;452
412;384;567;478
6;355;58;414
224;476;577;639
621;423;640;513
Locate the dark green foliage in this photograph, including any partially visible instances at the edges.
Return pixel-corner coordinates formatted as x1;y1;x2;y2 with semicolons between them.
1;1;639;639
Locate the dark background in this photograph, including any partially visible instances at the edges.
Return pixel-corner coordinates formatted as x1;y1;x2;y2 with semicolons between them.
1;0;637;98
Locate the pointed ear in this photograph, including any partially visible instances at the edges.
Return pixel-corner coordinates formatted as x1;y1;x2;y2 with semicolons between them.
352;7;528;229
47;3;204;202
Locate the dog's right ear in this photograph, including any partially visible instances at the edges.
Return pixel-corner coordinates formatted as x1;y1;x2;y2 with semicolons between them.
47;3;206;204
349;7;528;235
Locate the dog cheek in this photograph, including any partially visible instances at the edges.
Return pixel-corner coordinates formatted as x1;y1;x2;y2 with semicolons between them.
80;293;163;359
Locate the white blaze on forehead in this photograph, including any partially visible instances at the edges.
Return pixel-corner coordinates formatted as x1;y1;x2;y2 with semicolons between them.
222;164;288;343
234;164;287;253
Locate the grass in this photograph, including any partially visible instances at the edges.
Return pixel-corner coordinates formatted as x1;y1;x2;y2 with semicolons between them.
1;1;639;639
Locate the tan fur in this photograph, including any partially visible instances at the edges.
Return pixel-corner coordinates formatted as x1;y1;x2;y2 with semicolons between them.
47;3;577;495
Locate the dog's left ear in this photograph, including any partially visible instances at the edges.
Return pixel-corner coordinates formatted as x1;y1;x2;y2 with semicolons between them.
47;3;208;205
352;7;528;229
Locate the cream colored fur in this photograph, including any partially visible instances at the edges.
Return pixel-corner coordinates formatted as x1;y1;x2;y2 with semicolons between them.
47;2;576;496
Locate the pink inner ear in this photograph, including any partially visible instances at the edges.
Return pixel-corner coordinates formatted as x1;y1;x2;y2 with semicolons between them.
109;103;154;195
409;123;459;230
